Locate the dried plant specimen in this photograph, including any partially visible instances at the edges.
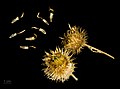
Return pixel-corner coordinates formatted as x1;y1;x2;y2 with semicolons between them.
31;27;46;34
25;33;37;41
61;25;87;54
20;46;36;49
61;24;115;59
49;7;54;22
9;30;26;38
42;47;78;82
37;12;49;25
11;12;24;24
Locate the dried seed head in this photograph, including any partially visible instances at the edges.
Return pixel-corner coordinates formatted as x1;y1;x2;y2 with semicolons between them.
61;26;87;54
42;47;77;83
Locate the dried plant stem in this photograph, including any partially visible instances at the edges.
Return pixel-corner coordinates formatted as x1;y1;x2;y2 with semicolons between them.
71;74;78;81
84;44;115;59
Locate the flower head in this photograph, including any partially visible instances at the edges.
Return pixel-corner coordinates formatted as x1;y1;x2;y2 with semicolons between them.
42;47;77;82
61;26;87;54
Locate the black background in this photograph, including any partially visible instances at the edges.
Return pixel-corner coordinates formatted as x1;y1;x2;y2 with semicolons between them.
0;0;120;88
